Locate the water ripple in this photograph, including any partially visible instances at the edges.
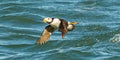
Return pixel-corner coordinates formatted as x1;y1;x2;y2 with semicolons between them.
0;0;120;60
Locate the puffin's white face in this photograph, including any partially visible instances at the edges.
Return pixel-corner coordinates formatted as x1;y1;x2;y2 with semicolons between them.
67;22;79;31
67;24;73;30
43;17;52;23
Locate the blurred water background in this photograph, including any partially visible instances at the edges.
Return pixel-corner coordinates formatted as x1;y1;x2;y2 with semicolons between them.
0;0;120;60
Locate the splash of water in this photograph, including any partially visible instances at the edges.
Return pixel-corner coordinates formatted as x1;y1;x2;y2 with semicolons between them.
110;34;120;43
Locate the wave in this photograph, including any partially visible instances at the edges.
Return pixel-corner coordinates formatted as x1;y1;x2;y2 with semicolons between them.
0;0;120;60
110;34;120;43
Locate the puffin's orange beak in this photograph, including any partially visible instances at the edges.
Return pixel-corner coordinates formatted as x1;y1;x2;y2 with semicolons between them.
70;22;79;25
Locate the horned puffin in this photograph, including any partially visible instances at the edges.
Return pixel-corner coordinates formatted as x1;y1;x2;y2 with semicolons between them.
37;17;79;44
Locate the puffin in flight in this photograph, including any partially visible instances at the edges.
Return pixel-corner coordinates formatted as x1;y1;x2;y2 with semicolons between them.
37;17;79;44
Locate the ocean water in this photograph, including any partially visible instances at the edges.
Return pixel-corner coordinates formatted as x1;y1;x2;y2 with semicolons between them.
0;0;120;60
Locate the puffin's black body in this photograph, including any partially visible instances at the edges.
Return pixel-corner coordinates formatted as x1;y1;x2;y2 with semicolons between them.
59;19;68;38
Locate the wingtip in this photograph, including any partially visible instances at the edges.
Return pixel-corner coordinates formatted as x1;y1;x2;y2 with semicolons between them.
36;40;48;45
36;40;41;45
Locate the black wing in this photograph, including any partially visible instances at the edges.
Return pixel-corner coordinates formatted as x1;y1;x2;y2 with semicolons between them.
59;20;68;38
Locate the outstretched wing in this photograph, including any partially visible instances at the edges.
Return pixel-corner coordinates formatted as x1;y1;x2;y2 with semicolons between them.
37;25;56;44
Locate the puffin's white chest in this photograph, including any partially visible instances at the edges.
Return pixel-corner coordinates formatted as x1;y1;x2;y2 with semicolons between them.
50;18;61;28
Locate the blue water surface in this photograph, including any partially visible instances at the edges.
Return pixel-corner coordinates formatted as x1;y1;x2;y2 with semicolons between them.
0;0;120;60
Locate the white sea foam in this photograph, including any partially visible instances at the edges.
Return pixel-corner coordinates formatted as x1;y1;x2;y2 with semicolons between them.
110;34;120;43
